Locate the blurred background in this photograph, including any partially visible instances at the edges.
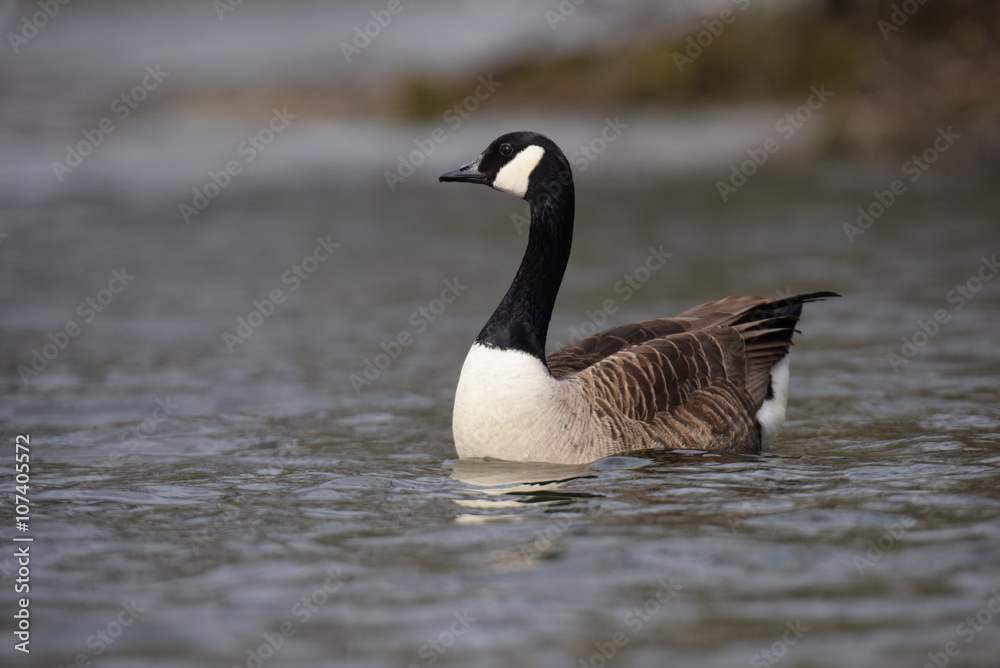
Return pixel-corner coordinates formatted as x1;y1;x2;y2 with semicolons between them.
1;1;999;667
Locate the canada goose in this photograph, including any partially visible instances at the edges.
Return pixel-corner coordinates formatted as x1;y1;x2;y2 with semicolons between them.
440;131;837;465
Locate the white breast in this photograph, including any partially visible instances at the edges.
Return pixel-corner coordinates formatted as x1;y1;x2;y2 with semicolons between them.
452;344;578;462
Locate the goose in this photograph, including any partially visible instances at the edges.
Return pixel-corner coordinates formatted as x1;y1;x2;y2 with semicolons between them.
439;131;837;465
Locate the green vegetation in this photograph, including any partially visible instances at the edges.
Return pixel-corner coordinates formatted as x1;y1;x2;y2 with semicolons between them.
395;1;1000;161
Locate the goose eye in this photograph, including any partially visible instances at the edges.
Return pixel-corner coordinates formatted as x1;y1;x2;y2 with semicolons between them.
499;143;513;157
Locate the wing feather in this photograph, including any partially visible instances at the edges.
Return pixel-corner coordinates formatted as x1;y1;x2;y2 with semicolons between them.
545;292;839;452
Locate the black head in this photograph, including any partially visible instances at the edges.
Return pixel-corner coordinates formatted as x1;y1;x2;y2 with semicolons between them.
439;131;573;204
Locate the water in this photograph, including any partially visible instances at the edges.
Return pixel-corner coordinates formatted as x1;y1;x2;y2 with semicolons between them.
3;2;1000;667
3;158;1000;667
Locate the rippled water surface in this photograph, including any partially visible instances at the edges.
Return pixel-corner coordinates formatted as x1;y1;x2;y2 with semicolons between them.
3;163;1000;667
3;3;1000;667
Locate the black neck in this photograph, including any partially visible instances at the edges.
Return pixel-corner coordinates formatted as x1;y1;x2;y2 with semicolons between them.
476;186;574;364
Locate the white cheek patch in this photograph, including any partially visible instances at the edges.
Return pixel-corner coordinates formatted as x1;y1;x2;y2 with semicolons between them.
492;145;545;198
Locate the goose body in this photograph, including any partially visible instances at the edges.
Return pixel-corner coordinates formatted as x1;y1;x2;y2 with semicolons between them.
440;131;836;465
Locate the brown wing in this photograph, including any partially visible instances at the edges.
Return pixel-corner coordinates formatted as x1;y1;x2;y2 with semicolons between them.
568;327;746;419
547;291;838;433
546;318;696;379
545;293;829;379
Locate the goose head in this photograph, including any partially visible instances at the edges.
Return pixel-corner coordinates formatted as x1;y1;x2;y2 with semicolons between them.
439;131;573;204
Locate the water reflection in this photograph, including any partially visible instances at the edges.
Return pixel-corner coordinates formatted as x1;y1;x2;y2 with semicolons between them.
449;449;764;516
450;457;598;517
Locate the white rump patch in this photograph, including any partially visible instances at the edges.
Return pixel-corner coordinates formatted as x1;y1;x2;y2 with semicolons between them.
492;145;545;198
756;356;791;447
